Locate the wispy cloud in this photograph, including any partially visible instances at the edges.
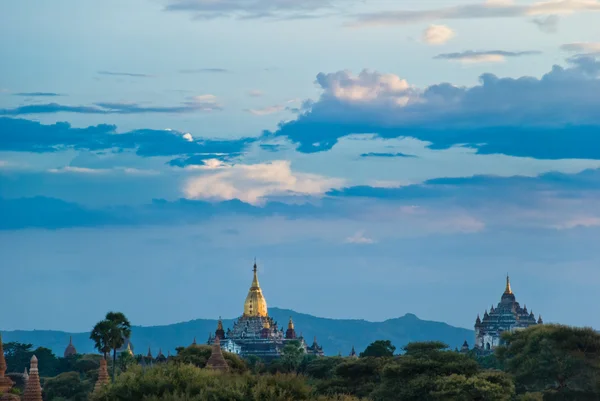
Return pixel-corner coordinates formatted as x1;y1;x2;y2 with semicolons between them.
422;25;455;45
345;231;375;244
360;152;416;158
434;50;541;63
98;70;154;78
0;95;222;116
245;105;286;116
13;92;64;97
348;0;600;27
179;68;230;74
247;90;264;97
561;42;600;53
163;0;351;20
531;15;559;33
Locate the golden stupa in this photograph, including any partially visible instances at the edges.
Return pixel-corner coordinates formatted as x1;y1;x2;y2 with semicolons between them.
243;261;268;317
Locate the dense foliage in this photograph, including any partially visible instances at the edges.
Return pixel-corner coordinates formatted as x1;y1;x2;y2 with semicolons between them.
4;322;600;401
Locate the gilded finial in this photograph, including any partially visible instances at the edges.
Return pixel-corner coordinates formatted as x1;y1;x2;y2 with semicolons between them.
288;316;294;330
504;274;512;294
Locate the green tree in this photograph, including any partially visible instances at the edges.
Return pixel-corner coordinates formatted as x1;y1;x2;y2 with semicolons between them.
372;341;480;401
360;340;396;358
105;312;132;382
90;320;112;360
497;324;600;398
43;371;92;401
2;342;33;373
90;312;132;382
117;351;137;373
281;340;305;373
432;371;515;401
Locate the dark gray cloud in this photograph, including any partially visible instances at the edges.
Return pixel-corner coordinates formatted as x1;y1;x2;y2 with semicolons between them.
0;117;254;157
179;68;230;74
349;1;600;27
0;96;221;116
13;92;64;97
271;56;600;159
98;70;154;78
163;0;348;20
434;50;541;62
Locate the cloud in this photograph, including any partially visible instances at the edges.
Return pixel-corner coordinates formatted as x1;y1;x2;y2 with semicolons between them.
163;0;349;19
531;15;559;33
0;117;254;157
98;70;154;78
271;56;600;159
179;68;230;74
0;95;221;116
360;152;416;158
434;50;541;63
248;90;264;97
246;105;286;116
422;25;455;45
345;230;375;244
349;0;600;27
184;159;344;205
561;42;600;53
13;92;64;97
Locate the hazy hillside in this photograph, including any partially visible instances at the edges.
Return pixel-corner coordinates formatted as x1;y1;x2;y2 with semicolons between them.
2;308;473;357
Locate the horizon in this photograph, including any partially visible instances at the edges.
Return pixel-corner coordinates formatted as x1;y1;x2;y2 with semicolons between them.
2;1;600;334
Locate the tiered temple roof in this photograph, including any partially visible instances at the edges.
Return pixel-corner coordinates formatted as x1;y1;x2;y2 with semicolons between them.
22;356;42;401
0;333;15;394
93;358;110;394
206;337;229;371
64;336;77;358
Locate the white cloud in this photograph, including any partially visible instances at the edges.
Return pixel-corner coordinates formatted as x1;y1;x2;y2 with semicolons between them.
561;42;600;53
246;105;286;116
186;94;222;111
48;166;108;174
434;50;540;64
182;132;194;142
422;25;455;45
184;160;344;205
316;70;415;107
345;230;375;244
553;216;600;229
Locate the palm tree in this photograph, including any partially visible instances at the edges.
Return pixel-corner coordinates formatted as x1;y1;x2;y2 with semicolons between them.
105;312;132;382
90;319;112;360
90;312;132;382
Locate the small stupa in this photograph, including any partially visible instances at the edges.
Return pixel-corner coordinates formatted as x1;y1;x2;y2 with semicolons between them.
0;334;14;394
205;337;229;371
63;336;77;358
94;358;110;394
22;356;42;401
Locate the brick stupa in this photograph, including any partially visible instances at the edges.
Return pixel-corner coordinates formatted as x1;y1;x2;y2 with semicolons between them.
205;337;229;372
22;356;42;401
93;358;110;394
0;333;14;394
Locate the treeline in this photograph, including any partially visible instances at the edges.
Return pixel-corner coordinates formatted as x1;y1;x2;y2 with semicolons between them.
3;323;600;401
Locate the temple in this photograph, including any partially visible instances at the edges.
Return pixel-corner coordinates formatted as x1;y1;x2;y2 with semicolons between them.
473;275;542;355
63;336;77;358
208;261;324;360
0;333;15;395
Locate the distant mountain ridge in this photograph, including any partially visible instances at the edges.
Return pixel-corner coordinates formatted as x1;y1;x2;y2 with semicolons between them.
1;308;473;357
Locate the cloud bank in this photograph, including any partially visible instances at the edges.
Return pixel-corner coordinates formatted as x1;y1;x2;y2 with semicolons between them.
271;55;600;159
434;50;541;63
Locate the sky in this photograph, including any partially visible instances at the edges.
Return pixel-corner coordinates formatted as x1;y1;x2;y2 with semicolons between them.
1;0;600;333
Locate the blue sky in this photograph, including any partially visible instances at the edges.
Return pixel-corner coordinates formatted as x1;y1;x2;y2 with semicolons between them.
2;0;600;333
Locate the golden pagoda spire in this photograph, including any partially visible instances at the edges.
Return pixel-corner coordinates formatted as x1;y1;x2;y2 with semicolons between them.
243;259;268;317
126;342;134;356
217;317;224;331
504;274;513;295
288;316;294;330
